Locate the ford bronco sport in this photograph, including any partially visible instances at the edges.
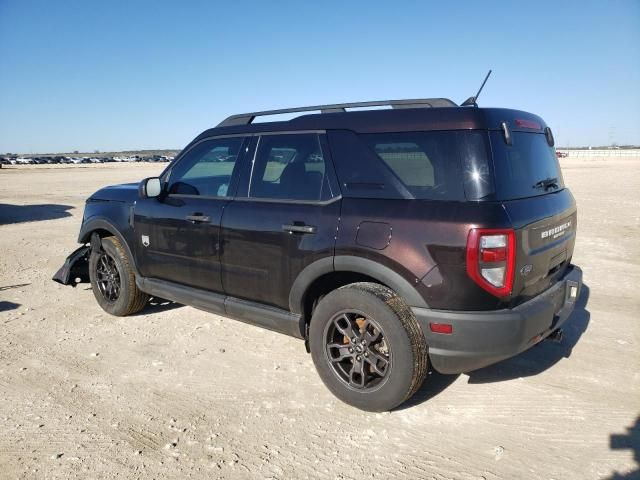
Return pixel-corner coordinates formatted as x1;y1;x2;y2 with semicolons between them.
54;97;582;411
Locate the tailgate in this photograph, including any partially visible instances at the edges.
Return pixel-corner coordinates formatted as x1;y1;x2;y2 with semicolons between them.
502;189;577;303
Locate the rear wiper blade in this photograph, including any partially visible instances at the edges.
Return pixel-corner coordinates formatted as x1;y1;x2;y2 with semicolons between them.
533;177;559;190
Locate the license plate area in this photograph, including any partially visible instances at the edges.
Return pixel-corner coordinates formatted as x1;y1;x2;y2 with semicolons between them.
549;279;578;330
565;280;579;304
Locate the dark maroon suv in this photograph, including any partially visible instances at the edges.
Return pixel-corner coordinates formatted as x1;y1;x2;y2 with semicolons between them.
54;98;582;411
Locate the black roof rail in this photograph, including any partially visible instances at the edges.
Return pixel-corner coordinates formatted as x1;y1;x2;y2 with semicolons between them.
217;98;457;127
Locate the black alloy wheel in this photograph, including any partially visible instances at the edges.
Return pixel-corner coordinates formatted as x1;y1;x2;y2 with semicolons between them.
95;251;121;302
88;236;148;316
324;310;391;391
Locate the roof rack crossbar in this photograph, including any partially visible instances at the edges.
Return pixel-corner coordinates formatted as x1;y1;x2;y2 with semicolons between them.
217;98;457;127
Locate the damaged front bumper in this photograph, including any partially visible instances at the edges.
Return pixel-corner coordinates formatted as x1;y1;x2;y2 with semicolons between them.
52;245;90;286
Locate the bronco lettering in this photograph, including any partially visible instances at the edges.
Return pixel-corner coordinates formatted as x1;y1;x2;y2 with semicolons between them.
541;221;572;239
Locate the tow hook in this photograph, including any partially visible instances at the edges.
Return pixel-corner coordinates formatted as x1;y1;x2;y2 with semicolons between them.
547;328;563;344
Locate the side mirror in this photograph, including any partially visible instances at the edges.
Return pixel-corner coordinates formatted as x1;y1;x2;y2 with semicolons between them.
139;177;162;198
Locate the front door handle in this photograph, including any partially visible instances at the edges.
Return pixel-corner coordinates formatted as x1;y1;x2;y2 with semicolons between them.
186;214;211;223
282;224;316;234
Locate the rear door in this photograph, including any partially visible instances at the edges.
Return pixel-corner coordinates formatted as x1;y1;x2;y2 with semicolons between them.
133;136;248;292
490;130;577;301
220;132;341;310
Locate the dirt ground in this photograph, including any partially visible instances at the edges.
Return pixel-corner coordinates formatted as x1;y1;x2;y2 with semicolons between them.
1;159;638;480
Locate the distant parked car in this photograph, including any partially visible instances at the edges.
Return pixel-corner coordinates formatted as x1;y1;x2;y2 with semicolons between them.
556;151;568;158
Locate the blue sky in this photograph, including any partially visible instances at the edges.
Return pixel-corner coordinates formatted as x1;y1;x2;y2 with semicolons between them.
0;0;638;153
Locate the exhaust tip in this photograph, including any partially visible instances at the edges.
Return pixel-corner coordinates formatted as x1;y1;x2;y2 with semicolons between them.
547;328;563;344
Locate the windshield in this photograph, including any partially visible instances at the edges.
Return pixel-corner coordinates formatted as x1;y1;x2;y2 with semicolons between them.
490;131;565;200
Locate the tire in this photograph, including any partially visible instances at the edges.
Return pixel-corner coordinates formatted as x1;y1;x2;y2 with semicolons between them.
309;282;428;411
89;235;148;316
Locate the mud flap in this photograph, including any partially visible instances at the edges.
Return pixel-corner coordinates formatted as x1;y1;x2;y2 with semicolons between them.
52;246;90;286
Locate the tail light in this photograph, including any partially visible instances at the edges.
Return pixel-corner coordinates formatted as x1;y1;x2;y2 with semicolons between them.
466;228;516;297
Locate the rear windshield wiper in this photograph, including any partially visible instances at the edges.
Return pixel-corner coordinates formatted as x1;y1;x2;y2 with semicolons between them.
533;177;559;191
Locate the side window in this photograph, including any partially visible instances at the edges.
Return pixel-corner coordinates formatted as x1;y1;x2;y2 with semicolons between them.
167;137;245;197
370;141;435;187
358;131;484;201
249;133;332;201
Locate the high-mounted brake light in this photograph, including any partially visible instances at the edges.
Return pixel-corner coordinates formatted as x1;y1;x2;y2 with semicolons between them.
515;119;542;130
466;228;516;297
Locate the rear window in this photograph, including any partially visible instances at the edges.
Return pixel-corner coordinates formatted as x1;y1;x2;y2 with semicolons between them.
490;131;565;200
360;131;493;201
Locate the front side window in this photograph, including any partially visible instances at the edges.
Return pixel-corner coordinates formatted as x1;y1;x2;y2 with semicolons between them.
167;137;245;197
249;133;331;201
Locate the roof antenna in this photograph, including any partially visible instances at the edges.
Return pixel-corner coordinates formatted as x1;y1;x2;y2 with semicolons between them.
461;70;492;107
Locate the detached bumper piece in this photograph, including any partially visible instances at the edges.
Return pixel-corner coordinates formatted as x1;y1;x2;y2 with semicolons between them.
413;265;583;374
52;246;90;286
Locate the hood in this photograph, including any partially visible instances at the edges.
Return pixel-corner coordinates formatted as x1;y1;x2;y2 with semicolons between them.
89;182;139;203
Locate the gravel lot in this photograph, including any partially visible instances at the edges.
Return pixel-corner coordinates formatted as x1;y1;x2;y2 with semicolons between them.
0;159;638;479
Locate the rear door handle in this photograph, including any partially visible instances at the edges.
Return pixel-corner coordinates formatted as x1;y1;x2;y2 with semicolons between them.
186;214;211;223
282;224;317;234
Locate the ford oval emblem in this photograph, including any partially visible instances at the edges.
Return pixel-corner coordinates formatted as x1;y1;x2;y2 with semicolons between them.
520;264;533;276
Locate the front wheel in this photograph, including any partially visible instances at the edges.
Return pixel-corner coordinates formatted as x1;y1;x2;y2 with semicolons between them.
309;282;428;411
89;236;148;316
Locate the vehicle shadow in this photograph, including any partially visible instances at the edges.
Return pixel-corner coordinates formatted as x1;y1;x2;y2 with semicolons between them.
466;283;590;384
607;416;639;479
0;203;74;225
0;301;21;312
0;283;30;291
395;369;461;410
133;297;183;316
81;290;183;315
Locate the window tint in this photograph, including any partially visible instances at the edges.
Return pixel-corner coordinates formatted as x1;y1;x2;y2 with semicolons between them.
360;131;493;201
373;142;435;187
249;134;332;201
490;131;565;200
167;137;244;197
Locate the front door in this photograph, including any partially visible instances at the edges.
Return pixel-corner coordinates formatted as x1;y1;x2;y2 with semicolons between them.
220;133;341;310
134;136;248;292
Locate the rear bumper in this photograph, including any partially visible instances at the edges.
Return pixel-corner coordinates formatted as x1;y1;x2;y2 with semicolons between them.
413;265;583;374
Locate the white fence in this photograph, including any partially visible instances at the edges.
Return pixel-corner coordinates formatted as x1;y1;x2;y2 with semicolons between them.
557;149;640;158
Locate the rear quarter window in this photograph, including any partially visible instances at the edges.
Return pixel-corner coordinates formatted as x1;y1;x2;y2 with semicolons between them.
371;142;435;187
359;130;493;201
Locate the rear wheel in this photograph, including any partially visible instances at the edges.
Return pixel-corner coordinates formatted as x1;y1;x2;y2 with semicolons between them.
89;236;148;316
309;282;428;411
